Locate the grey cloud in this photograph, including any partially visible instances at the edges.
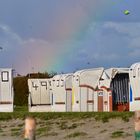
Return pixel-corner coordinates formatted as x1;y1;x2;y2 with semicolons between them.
103;22;140;37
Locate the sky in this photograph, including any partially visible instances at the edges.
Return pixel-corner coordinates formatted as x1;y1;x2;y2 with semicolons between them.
0;0;140;75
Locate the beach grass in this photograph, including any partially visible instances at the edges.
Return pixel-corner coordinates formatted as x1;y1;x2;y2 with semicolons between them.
0;106;134;122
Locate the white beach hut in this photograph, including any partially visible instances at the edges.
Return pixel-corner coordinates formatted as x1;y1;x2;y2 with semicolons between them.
0;69;14;112
28;79;51;112
99;68;129;112
52;73;73;112
72;68;104;112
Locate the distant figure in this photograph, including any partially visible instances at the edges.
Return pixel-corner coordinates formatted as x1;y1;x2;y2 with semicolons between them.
24;116;36;140
135;111;140;140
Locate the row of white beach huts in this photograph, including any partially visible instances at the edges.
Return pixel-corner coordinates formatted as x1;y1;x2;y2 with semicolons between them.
0;62;140;112
28;62;140;112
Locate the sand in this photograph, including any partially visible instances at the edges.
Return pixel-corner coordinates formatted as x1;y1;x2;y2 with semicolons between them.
0;117;134;140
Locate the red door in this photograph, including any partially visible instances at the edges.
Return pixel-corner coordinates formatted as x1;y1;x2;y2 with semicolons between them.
98;92;103;112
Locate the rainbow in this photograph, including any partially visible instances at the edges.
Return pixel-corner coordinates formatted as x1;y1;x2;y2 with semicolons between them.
39;1;126;73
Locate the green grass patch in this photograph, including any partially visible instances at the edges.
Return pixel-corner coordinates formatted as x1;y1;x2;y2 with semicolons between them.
1;134;6;136
0;106;134;122
0;128;3;133
59;122;78;130
121;115;130;122
65;132;87;138
37;126;51;136
11;131;21;136
111;130;124;138
59;121;68;130
94;112;133;123
14;106;28;112
17;123;24;127
11;128;20;131
11;127;21;136
100;129;107;133
68;123;78;129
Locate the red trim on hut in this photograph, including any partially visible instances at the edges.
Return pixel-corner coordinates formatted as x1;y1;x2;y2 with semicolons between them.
66;88;72;91
79;84;95;91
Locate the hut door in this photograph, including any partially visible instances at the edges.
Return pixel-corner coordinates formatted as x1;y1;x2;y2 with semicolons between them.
40;81;49;105
111;73;129;111
66;90;72;112
87;88;94;111
0;71;11;102
80;88;88;112
98;92;103;112
93;91;98;111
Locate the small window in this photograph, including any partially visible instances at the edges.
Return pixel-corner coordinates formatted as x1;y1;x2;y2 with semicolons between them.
1;71;9;82
98;92;103;96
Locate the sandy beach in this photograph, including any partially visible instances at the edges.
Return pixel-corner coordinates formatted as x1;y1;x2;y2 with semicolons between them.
0;116;134;140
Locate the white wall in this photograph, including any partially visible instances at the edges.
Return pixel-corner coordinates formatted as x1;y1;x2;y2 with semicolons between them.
129;63;140;111
0;69;14;112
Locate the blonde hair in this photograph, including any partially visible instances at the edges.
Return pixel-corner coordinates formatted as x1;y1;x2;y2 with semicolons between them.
135;111;140;132
24;116;36;140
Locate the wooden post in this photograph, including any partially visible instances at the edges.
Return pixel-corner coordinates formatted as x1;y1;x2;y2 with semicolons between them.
24;116;36;140
135;111;140;140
